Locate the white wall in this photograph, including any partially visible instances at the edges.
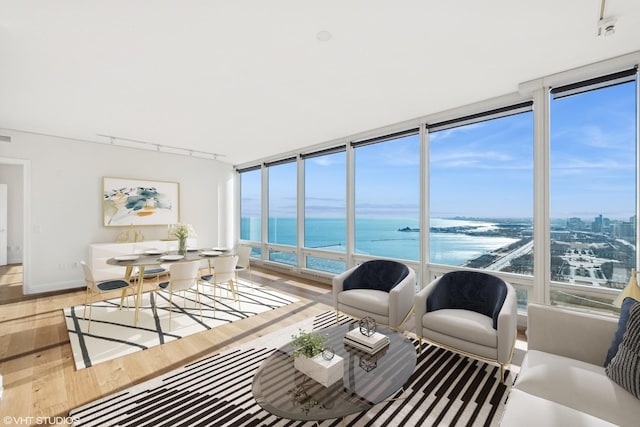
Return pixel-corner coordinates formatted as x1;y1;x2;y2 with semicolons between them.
0;130;236;294
0;163;23;264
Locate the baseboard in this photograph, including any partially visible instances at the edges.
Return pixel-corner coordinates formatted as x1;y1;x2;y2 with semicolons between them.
24;279;84;295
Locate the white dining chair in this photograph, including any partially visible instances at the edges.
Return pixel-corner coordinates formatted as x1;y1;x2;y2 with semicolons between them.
205;255;239;312
155;260;202;329
81;261;135;333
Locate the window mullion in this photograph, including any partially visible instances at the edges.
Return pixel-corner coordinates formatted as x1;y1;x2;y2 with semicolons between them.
533;86;550;305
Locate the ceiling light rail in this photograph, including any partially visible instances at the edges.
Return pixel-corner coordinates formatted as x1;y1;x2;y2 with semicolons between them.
96;134;223;160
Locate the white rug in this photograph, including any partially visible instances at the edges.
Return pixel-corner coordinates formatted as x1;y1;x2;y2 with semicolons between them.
69;312;512;426
64;280;298;369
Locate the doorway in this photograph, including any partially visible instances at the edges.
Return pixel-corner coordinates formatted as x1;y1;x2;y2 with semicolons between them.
0;157;30;294
1;183;6;266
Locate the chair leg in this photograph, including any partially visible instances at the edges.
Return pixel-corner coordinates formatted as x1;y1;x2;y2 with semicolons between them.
500;364;505;384
88;295;94;333
83;288;90;319
195;287;203;322
168;290;173;330
229;278;241;309
247;266;254;292
336;309;339;324
212;282;217;315
228;279;238;301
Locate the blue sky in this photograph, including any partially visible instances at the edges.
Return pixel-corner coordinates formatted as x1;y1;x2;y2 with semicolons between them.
550;82;636;220
429;113;533;218
243;79;637;221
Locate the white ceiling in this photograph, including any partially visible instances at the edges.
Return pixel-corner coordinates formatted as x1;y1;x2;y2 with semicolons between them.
1;1;640;166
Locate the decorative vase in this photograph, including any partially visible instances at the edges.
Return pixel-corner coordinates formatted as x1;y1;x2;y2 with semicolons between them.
294;354;343;387
178;237;187;255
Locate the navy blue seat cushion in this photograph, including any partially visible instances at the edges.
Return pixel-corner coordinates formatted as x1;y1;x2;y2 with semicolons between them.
605;297;639;366
96;279;130;291
343;260;409;293
426;271;508;329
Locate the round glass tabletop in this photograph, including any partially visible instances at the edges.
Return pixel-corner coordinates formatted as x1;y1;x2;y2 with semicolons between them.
252;323;417;421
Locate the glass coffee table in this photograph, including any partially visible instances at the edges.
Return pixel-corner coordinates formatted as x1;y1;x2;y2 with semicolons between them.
252;323;416;422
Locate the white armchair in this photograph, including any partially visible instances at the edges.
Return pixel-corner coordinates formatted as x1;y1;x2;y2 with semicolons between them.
333;260;416;329
415;270;517;382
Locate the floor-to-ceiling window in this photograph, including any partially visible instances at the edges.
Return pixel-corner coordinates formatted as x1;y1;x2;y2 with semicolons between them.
353;130;420;261
267;157;297;265
239;167;262;252
428;102;534;307
303;147;347;273
549;69;638;313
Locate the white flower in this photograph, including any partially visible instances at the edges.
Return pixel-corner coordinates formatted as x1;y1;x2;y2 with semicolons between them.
171;223;196;240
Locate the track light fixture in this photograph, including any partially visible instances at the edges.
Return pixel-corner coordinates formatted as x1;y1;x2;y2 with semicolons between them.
596;0;616;37
96;134;224;160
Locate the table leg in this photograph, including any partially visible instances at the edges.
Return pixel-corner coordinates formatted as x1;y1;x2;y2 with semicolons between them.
134;266;146;326
124;266;133;281
121;265;134;309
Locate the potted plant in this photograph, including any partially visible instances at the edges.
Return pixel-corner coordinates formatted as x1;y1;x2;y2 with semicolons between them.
291;329;329;358
290;329;343;387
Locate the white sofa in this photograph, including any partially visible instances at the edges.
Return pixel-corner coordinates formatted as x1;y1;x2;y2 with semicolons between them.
501;303;640;427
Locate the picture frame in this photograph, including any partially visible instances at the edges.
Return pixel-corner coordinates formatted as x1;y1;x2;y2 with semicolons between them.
102;177;180;227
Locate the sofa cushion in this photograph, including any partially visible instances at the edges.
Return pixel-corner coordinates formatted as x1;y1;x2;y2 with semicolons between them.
500;389;617;427
605;297;638;366
422;308;497;348
515;350;640;426
342;260;409;292
606;299;640;399
338;289;389;317
426;271;507;329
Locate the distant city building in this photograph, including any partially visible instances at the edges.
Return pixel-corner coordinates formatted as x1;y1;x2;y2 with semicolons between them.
616;221;635;241
592;214;603;233
566;217;585;231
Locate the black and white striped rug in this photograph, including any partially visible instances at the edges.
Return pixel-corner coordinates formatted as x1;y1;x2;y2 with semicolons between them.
64;280;298;369
69;312;512;426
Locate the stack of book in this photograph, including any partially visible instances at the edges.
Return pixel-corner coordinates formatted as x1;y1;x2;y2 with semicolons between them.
344;328;390;354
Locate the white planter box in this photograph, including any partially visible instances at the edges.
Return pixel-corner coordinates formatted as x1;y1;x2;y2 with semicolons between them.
294;353;343;387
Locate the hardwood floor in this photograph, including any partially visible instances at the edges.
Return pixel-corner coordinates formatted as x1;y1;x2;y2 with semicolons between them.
0;264;335;422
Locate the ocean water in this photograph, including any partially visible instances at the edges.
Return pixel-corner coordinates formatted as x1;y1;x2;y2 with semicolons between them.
242;217;517;271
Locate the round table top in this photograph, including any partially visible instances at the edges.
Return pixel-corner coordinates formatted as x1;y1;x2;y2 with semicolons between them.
252;323;417;421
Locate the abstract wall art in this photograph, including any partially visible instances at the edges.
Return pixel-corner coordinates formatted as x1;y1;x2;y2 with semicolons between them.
103;177;180;226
